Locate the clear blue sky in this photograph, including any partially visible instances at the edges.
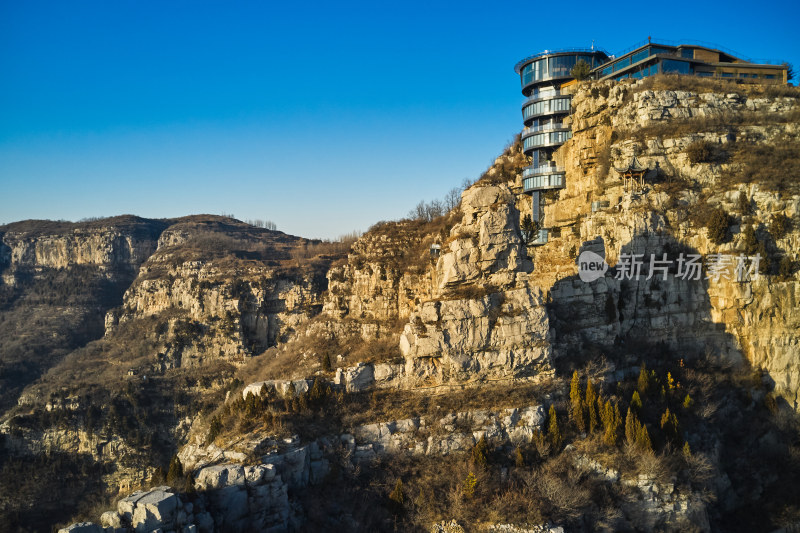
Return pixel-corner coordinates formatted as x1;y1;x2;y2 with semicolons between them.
1;0;797;239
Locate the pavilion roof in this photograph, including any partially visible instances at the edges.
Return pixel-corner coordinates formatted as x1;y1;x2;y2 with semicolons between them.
614;156;648;174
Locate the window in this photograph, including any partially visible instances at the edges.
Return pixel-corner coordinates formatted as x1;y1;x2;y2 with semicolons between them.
649;47;674;55
697;71;713;77
601;65;614;77
662;60;690;74
680;48;694;59
613;57;631;72
721;72;734;78
631;50;649;64
765;74;777;79
549;55;578;78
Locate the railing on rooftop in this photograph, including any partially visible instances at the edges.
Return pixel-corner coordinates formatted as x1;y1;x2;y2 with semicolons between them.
601;38;787;67
522;88;564;105
523;174;565;192
514;47;609;73
522;165;566;178
522;123;568;136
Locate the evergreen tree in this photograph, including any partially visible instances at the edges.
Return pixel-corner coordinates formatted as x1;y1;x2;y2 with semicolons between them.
570;59;592;80
389;479;404;505
631;390;642;411
585;379;598;433
166;455;183;485
636;424;653;453
569;371;586;432
603;402;622;446
547;405;563;450
471;435;489;467
637;364;650;396
660;408;680;443
625;407;637;445
320;353;332;372
463;472;478;498
683;393;694;409
514;447;525;468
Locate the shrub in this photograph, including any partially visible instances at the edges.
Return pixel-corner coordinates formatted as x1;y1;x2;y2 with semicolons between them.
736;192;751;214
570;60;592;81
706;207;731;244
742;225;758;254
770;213;791;239
686;140;714;164
520;214;539;245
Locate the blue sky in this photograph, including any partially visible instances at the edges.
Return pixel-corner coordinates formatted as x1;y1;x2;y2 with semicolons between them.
1;1;798;239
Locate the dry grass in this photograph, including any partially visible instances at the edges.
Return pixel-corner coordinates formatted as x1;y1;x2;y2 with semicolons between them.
721;134;800;193
631;74;800;99
613;108;800;145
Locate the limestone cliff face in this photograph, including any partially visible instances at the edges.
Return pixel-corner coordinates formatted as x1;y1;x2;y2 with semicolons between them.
0;216;167;274
323;222;437;324
527;79;800;406
113;258;323;367
96;218;332;370
400;182;552;386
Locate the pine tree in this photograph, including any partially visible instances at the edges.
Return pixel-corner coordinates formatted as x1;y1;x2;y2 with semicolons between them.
570;371;586;432
166;455;183;485
547;405;562;450
585;380;598;433
631;390;642;411
636;424;653;453
625;407;637;446
603;402;622;446
660;408;680;443
320;353;332;372
389;479;404;505
514;447;525;468
471;435;489;467
682;393;694;409
463;472;478;498
637;364;650;396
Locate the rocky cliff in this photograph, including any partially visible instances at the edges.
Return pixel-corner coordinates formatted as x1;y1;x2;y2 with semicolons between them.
4;76;800;533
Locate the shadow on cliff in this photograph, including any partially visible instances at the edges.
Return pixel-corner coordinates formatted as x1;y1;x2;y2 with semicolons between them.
547;228;800;532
